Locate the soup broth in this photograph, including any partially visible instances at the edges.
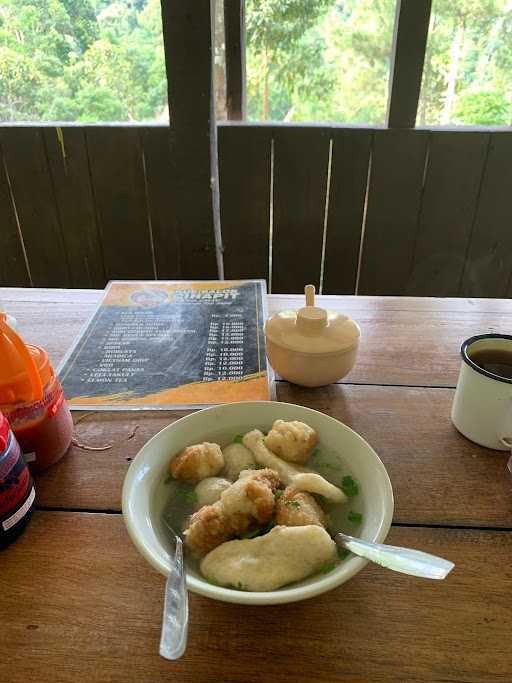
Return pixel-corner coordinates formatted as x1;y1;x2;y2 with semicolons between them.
156;432;362;589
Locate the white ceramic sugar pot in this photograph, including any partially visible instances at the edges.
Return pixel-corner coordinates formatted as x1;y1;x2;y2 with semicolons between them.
264;285;361;387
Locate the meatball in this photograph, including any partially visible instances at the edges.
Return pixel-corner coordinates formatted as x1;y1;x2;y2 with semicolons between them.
195;477;232;508
222;442;256;482
183;501;232;556
243;430;345;503
276;487;326;528
184;468;280;556
170;442;224;482
200;525;337;592
264;420;318;464
220;468;280;534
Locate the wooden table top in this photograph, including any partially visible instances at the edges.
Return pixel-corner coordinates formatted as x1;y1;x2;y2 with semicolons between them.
1;287;511;682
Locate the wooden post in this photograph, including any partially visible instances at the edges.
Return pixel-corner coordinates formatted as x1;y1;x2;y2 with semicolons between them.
386;0;432;129
160;0;223;278
224;0;246;120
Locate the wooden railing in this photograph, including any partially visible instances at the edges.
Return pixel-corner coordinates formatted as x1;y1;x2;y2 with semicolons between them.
1;1;511;297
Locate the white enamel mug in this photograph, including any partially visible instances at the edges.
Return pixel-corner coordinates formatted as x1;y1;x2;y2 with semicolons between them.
451;334;512;451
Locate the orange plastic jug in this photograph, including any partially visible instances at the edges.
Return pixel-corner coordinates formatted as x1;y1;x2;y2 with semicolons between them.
0;313;73;472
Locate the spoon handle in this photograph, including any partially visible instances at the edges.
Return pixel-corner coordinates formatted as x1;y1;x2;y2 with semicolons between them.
335;533;454;580
159;537;189;660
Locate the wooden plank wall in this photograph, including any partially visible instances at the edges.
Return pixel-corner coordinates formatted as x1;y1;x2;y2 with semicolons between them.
219;125;512;297
1;124;512;297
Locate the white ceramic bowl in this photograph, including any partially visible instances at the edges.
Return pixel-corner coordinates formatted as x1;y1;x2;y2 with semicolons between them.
122;401;394;605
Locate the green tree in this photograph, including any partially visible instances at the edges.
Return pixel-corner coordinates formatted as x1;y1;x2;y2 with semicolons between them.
246;0;334;120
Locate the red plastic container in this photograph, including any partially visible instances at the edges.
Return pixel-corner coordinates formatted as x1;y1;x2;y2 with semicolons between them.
0;410;35;548
0;314;73;472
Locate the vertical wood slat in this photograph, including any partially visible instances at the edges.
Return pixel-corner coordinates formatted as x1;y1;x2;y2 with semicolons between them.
139;128;182;280
271;127;331;294
86;128;154;281
386;0;432;129
43;128;105;288
407;132;489;296
358;129;429;295
224;0;246;120
0;144;30;287
218;125;271;280
0;128;70;287
160;0;221;279
459;132;512;298
322;129;373;294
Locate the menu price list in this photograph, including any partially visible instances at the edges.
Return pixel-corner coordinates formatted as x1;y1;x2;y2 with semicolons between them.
202;313;247;382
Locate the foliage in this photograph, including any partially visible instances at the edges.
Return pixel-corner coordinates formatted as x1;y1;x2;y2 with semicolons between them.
0;0;166;121
0;0;511;125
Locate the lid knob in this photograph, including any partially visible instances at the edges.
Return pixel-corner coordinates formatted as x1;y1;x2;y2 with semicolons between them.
297;284;327;334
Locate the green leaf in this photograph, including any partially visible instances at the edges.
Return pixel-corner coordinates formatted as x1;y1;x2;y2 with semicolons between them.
337;548;350;561
176;487;197;504
285;500;301;509
233;434;244;444
319;562;337;575
274;489;284;500
348;510;363;523
342;476;359;497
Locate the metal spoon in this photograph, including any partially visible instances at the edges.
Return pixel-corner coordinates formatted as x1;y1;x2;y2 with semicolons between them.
335;532;454;580
160;514;188;660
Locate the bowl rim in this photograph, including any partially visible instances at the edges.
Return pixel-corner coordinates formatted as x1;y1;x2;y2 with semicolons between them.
122;400;394;605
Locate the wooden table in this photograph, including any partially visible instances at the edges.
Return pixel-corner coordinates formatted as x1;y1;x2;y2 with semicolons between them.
1;288;512;683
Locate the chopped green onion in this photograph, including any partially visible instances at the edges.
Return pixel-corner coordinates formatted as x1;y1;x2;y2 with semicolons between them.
254;463;265;470
342;475;359;497
176;488;197;504
285;500;301;509
337;548;350;561
274;489;284;500
240;527;262;539
233;434;244;444
239;521;275;540
348;510;363;523
319;562;337;575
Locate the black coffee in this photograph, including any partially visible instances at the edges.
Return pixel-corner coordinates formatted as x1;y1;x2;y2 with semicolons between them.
470;348;512;380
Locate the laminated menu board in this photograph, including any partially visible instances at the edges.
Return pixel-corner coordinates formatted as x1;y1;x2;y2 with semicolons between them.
58;280;273;410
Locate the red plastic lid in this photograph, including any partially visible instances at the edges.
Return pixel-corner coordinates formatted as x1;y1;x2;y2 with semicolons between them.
0;410;11;454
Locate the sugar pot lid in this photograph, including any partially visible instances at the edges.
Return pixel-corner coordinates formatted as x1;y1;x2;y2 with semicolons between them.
264;285;360;354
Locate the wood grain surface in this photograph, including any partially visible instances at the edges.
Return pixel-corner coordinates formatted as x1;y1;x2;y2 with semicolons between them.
358;129;429;295
219;125;272;281
30;384;512;528
0;128;71;287
2;512;511;683
3;289;511;389
322;129;372;295
271;127;331;293
43;127;106;289
2;287;512;682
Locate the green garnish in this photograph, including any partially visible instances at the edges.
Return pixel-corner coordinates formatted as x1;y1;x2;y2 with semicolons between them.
240;527;263;539
233;434;244;444
254;463;265;470
342;476;359;497
348;510;363;523
319;562;337;575
239;521;275;539
176;488;197;504
337;548;350;561
285;500;301;509
274;489;284;500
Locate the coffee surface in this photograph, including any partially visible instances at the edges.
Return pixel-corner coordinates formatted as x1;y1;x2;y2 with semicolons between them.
470;348;512;380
